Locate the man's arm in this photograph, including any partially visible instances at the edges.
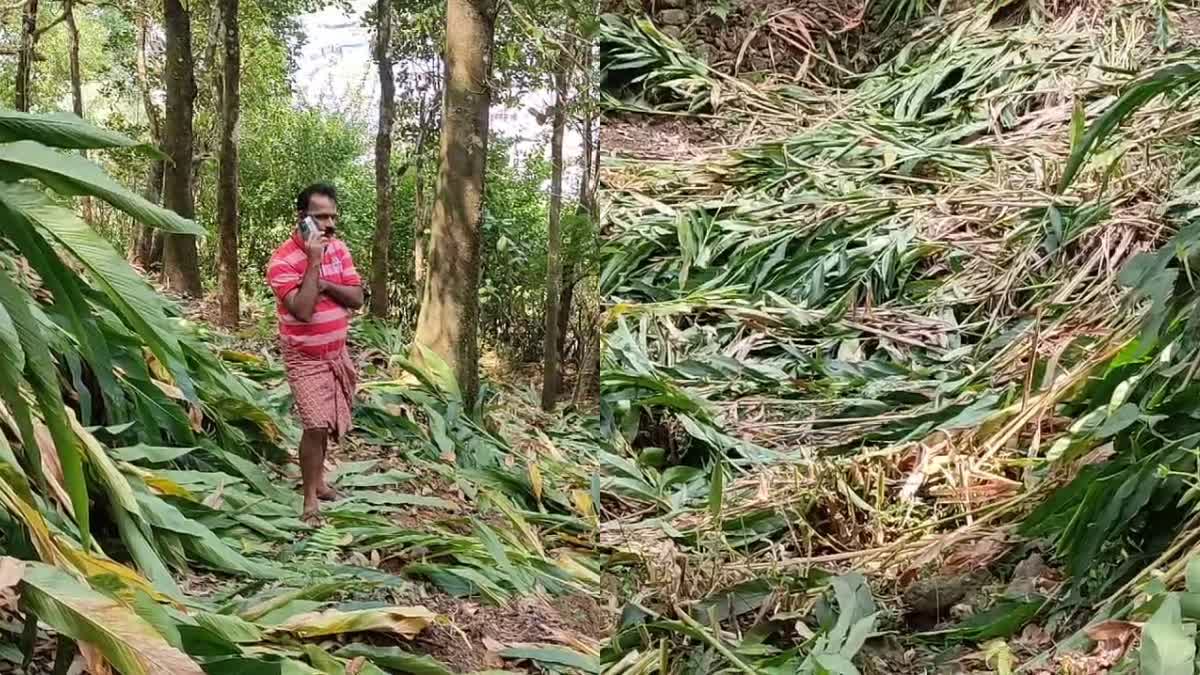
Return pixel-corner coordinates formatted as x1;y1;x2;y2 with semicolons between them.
319;279;364;310
285;236;326;322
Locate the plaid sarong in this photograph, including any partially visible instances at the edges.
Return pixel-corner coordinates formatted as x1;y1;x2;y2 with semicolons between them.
282;342;357;439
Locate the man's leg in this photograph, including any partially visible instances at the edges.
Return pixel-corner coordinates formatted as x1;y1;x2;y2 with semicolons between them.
299;427;328;520
317;445;339;501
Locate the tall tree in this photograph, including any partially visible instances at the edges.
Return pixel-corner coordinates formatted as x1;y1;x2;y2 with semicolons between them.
411;73;441;299
413;0;498;403
133;8;166;268
216;0;241;326
64;0;81;117
15;0;39;111
557;40;595;362
63;0;94;223
369;0;396;318
162;0;203;296
540;51;568;411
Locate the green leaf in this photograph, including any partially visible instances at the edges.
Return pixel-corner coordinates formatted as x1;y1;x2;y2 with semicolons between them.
19;562;204;675
0;110;166;156
708;459;725;521
112;444;198;464
1059;64;1200;192
194;612;264;644
1187;558;1200;594
335;644;455;675
0;271;89;547
0;141;202;234
1141;593;1196;675
0;183;194;400
499;646;600;673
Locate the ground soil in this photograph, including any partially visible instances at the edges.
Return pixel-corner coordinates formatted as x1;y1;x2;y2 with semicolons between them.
414;592;612;672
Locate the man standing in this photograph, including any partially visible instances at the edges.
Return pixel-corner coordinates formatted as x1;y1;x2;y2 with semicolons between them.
267;183;364;521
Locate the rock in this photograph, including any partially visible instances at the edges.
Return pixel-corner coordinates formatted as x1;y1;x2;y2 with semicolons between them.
902;570;989;618
658;9;689;26
1006;553;1048;597
661;26;683;39
658;0;686;7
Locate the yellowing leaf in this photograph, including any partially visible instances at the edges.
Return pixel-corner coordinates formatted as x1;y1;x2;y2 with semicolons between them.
529;461;543;503
571;489;596;525
20;562;203;675
271;606;436;640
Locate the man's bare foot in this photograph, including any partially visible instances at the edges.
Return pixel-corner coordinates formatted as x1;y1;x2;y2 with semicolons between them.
302;497;322;524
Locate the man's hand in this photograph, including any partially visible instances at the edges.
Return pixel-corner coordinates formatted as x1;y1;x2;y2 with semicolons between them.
305;233;328;263
319;279;364;310
287;233;326;322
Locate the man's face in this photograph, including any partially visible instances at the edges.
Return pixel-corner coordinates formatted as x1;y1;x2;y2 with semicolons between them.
302;194;339;235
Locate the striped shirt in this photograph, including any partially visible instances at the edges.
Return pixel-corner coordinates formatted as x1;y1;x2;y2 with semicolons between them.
266;234;361;357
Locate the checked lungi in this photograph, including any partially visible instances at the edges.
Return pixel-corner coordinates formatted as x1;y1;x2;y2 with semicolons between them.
282;343;357;439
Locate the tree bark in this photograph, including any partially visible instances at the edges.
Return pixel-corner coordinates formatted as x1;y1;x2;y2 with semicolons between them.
161;0;202;297
62;0;95;223
368;0;395;318
558;68;596;364
573;41;600;407
64;0;81;117
133;10;165;269
216;0;240;327
540;55;568;411
412;79;439;300
15;0;39;111
413;0;497;406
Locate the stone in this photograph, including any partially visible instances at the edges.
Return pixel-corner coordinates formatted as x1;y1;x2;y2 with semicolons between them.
661;26;682;39
1005;553;1048;597
658;9;689;25
658;0;686;7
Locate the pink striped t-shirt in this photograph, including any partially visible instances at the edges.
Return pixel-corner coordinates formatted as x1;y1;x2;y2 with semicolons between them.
266;234;361;356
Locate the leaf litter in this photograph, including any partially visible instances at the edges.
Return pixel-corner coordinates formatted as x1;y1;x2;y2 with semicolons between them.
599;0;1200;671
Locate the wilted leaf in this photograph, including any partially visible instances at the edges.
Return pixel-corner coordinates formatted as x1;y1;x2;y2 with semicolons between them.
272;606;436;639
19;562;203;675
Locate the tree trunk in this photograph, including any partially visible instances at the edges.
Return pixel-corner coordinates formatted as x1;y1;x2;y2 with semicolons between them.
572;325;600;404
216;0;240;327
540;55;568;411
556;274;574;357
161;0;202;297
64;0;95;223
559;73;596;363
413;164;428;293
573;41;600;408
412;81;438;300
134;160;165;267
413;0;497;405
368;0;395;318
15;0;39;111
133;11;165;270
64;0;81;117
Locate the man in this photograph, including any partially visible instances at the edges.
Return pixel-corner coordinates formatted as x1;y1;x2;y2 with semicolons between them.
267;183;364;521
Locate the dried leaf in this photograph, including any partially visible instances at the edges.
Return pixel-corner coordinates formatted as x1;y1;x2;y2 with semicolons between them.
272;606;436;640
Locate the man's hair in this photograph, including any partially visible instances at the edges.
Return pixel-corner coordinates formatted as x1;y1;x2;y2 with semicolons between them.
296;182;338;212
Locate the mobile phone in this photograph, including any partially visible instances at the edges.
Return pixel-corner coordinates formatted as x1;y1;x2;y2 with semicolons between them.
298;215;318;241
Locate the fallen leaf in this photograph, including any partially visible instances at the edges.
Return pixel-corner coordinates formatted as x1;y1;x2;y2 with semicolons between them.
273;606;435;639
0;556;25;591
345;657;366;675
482;636;505;652
1085;619;1140;642
77;643;113;675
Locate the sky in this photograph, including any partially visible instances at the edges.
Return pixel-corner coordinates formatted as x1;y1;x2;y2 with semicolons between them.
295;1;584;189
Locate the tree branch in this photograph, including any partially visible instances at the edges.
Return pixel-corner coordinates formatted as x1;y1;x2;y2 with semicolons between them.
33;10;67;37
